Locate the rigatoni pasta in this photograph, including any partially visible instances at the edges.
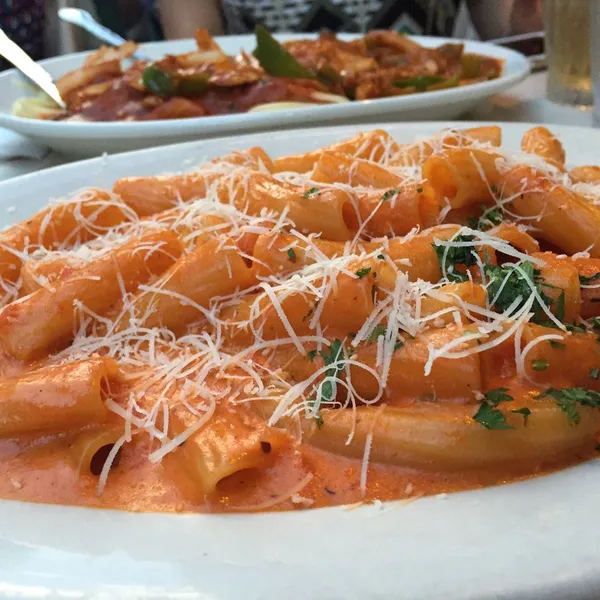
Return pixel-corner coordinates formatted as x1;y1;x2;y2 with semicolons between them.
2;125;600;514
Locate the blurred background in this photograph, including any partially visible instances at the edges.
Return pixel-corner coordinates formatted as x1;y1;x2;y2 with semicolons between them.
4;0;543;63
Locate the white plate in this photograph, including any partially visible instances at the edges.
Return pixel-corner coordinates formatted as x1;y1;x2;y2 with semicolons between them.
0;122;599;600
0;34;529;156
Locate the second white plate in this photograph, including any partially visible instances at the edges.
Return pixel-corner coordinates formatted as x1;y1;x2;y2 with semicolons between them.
0;34;530;155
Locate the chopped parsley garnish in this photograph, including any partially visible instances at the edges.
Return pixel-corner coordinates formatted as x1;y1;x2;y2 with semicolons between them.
549;340;566;350
309;340;347;427
307;349;317;361
538;387;600;425
434;234;478;282
416;187;423;193
382;189;398;202
355;267;371;279
377;254;386;260
579;272;600;285
491;185;498;194
472;388;514;430
286;248;296;262
467;204;503;231
532;358;549;371
368;325;387;342
590;368;600;380
393;341;404;351
589;317;600;330
314;339;345;411
511;407;531;426
302;187;320;198
565;323;586;334
485;261;552;321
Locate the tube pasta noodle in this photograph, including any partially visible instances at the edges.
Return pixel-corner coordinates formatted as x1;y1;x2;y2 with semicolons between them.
0;359;119;436
422;148;502;209
2;125;600;515
171;403;288;496
113;148;273;217
503;165;600;257
0;231;183;360
68;426;124;475
521;126;565;169
302;403;600;471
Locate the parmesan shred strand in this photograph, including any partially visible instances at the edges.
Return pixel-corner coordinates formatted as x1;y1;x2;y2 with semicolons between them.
360;404;386;499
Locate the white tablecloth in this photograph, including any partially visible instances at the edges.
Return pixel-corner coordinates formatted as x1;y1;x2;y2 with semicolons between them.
0;72;592;184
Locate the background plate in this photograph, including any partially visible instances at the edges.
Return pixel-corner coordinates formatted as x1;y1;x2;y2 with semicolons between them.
0;122;597;600
0;35;529;155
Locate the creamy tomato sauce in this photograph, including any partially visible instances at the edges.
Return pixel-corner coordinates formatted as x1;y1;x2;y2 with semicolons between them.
0;419;591;513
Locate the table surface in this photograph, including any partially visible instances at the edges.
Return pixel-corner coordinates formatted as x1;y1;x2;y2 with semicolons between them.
0;72;593;184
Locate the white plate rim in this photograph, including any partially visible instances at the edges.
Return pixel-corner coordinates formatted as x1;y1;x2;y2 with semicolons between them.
0;121;598;600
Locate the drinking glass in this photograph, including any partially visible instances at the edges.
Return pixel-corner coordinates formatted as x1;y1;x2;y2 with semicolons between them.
592;0;600;125
543;0;592;106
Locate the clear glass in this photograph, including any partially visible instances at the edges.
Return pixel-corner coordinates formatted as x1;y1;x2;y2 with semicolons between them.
543;0;592;106
592;1;600;125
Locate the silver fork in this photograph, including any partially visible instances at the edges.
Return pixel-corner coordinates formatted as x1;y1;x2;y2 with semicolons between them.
57;7;152;62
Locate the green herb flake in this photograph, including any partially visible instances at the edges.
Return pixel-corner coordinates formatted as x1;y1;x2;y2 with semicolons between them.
302;187;320;199
312;339;346;414
434;234;478;283
368;325;387;342
472;388;515;430
307;349;317;361
485;260;552;322
532;358;549;371
355;267;372;279
589;317;600;330
377;254;386;260
286;248;297;262
468;204;503;231
393;341;404;351
314;414;324;429
579;272;600;285
549;340;566;350
511;407;531;426
565;323;587;334
382;189;398;202
416;187;423;193
538;387;600;425
591;368;600;380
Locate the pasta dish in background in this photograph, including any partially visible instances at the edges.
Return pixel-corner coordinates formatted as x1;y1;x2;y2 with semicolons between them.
1;124;600;513
11;28;503;122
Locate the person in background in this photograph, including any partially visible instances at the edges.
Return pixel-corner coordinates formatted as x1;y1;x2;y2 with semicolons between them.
150;0;462;39
0;0;45;70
